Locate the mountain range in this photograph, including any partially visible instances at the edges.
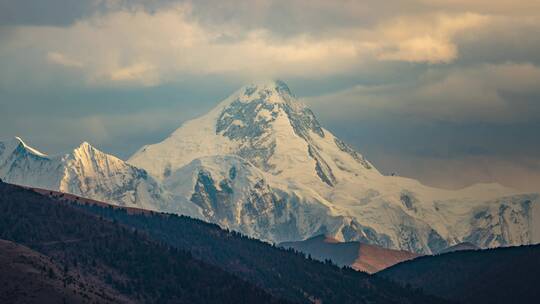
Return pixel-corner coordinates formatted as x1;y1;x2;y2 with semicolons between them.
1;80;539;254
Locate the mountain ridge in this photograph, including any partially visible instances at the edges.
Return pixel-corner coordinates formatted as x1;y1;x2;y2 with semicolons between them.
280;235;420;273
1;80;539;254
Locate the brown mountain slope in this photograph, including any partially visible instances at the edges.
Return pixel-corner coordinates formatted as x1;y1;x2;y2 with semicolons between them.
0;239;129;304
280;235;419;273
353;243;420;273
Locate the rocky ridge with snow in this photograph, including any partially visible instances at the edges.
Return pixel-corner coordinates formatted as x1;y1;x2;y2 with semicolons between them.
0;137;199;217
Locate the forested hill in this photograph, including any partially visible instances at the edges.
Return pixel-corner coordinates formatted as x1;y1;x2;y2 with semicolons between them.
6;182;445;303
378;244;540;303
72;192;443;303
0;182;285;304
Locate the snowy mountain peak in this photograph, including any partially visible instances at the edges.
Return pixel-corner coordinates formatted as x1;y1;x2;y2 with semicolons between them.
130;81;376;186
69;141;133;175
73;141;100;155
216;80;320;136
72;141;103;161
77;141;92;149
213;80;299;118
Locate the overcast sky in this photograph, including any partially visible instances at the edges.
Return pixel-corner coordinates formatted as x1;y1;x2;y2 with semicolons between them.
1;0;539;192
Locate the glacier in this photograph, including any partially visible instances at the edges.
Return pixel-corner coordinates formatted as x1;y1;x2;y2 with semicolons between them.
2;80;539;254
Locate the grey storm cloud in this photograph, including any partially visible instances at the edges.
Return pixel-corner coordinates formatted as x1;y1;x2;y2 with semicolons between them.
0;0;184;26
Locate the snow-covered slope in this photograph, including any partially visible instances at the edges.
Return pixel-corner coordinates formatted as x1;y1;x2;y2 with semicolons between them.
129;80;540;253
163;155;360;241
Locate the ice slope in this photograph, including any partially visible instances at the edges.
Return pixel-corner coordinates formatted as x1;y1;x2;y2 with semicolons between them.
129;80;540;253
164;155;362;242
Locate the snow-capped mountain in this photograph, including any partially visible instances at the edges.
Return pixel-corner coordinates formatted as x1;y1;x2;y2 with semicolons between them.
2;81;539;254
129;80;376;187
128;81;540;253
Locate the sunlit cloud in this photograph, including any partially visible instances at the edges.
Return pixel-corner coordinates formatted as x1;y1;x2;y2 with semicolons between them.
373;13;489;63
1;4;496;86
108;62;159;86
46;52;85;68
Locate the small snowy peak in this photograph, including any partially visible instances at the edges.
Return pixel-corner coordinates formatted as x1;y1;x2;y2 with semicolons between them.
69;142;120;173
70;141;138;173
72;141;110;161
75;141;93;151
0;137;62;191
16;137;48;157
3;137;49;158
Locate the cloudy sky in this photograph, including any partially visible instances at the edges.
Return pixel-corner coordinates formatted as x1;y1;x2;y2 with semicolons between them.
1;0;539;192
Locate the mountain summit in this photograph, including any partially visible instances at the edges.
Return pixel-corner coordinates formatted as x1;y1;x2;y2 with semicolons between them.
129;80;376;188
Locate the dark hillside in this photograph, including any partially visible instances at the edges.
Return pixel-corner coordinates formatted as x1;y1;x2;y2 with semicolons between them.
0;182;285;304
379;244;540;303
0;239;131;303
73;195;444;303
